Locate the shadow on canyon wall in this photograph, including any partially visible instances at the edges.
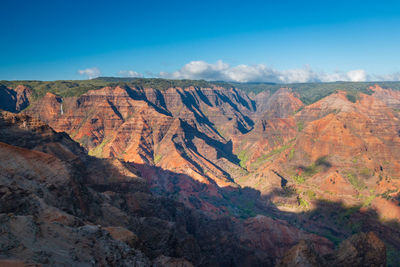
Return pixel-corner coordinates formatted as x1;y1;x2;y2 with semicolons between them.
100;161;400;250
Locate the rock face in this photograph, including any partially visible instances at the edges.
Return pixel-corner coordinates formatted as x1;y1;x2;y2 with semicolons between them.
370;84;400;110
236;215;333;259
0;85;31;113
241;90;400;210
23;85;257;214
255;88;303;119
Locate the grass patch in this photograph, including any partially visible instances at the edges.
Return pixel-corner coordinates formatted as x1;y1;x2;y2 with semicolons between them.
298;197;310;209
292;156;331;184
292;106;304;115
346;173;366;190
360;167;371;178
362;195;376;207
303;163;319;176
250;141;295;170
346;92;357;103
293;174;306;184
288;148;295;160
380;189;397;200
89;137;111;158
297;121;304;132
237;149;251;169
154;154;162;164
306;190;316;200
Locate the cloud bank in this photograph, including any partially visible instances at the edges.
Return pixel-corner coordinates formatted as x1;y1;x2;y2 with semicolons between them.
78;67;101;79
118;70;143;78
158;60;400;83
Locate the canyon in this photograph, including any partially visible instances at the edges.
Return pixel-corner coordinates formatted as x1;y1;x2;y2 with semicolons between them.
0;79;399;266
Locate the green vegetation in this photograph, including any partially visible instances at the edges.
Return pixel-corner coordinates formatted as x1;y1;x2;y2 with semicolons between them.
386;243;400;267
281;185;297;197
362;195;376;207
293;174;306;184
202;189;260;219
232;81;400;105
346;91;358;103
154;154;163;164
302;162;319;176
1;79;112;100
288;148;295;160
0;77;234;100
3;78;400;107
359;167;371;178
250;142;294;170
350;221;362;233
292;156;331;184
297;121;304;132
298;197;310;209
380;189;397;200
306;190;316;200
342;205;361;218
237;149;251;168
324;232;343;246
292;106;304;115
346;173;366;190
88;137;111;158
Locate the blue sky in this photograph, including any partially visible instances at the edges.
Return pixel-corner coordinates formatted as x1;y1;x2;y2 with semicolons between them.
1;0;400;82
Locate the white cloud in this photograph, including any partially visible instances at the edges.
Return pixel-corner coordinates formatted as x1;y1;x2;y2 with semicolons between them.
374;72;400;81
158;60;400;83
78;67;101;79
346;69;368;82
160;60;229;81
118;70;143;78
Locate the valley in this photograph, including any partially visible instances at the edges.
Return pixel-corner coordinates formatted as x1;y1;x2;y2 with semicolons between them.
0;78;399;265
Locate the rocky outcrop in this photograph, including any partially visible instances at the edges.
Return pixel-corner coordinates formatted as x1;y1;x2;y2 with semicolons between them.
370;84;400;110
277;232;386;267
333;232;386;266
255;88;303;119
276;240;327;267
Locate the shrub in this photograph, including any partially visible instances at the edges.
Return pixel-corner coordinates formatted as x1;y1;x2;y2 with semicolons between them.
306;190;316;199
237;149;250;168
288;148;295;160
297;121;304;132
346;173;365;190
154;154;163;164
346;93;357;103
298;197;309;208
293;174;306;184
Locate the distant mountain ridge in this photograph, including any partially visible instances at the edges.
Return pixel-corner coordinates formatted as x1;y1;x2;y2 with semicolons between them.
2;77;400;103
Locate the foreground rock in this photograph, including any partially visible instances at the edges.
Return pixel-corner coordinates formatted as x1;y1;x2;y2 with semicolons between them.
278;232;386;267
